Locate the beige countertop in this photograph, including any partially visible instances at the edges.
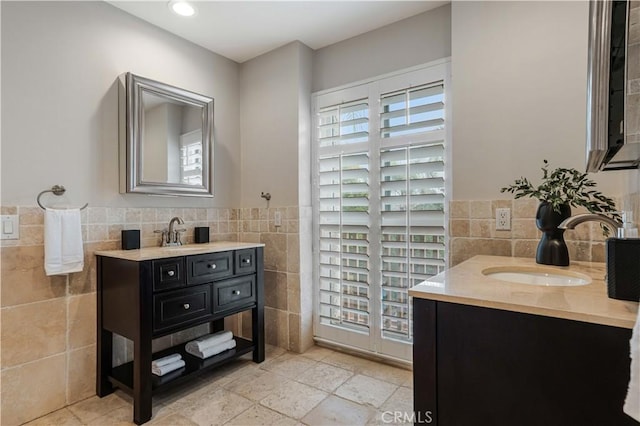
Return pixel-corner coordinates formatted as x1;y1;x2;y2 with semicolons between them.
95;241;264;261
409;255;639;329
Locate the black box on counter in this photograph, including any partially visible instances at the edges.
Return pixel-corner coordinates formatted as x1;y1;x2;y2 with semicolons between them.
121;229;140;250
194;227;210;244
606;238;640;302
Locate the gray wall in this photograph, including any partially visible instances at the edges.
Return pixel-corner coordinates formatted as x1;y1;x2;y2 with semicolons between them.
239;41;313;208
3;1;633;207
1;1;240;208
312;4;451;92
451;0;632;199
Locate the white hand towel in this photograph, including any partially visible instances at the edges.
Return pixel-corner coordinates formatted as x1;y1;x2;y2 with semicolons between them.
151;353;182;369
44;208;84;276
185;338;236;359
624;307;640;422
151;359;185;376
185;330;233;353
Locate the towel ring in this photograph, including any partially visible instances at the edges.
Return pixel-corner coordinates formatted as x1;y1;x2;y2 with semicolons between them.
37;185;88;210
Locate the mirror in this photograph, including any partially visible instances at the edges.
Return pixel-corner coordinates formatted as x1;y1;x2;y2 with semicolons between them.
119;72;214;196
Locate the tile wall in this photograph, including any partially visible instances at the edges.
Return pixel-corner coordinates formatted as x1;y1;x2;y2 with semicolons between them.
2;194;637;424
449;198;617;266
236;207;309;353
0;205;301;425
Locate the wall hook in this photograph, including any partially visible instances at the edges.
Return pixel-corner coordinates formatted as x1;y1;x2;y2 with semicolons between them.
261;192;271;201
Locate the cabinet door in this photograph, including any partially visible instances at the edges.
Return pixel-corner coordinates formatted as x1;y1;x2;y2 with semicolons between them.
435;302;635;426
213;275;256;314
153;284;212;333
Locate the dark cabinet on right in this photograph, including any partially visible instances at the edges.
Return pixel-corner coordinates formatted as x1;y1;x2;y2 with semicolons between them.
413;298;637;426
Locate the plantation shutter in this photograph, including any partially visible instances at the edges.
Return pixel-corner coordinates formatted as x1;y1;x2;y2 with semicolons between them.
380;84;445;138
313;61;450;359
317;100;371;332
379;83;446;341
318;100;369;147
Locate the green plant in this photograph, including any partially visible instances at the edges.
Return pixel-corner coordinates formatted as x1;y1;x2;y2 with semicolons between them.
500;160;618;217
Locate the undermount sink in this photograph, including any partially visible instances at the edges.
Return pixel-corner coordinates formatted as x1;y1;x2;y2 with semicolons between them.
481;266;592;286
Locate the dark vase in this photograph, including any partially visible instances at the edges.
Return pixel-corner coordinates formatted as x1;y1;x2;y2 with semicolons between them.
535;202;571;266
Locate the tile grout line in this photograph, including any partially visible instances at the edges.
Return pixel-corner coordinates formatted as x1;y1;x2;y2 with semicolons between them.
65;273;71;406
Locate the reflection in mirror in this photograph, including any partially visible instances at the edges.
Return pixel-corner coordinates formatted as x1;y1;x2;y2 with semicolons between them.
141;92;203;185
119;72;214;197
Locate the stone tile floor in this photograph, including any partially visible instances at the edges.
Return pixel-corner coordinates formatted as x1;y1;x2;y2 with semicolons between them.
25;345;414;425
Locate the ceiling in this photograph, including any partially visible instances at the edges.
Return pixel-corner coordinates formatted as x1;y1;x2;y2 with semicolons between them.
107;1;447;63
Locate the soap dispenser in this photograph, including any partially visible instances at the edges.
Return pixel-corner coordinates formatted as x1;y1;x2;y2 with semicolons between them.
620;211;638;238
606;211;640;302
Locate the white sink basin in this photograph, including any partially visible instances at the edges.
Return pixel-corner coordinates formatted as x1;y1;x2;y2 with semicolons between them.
481;266;592;286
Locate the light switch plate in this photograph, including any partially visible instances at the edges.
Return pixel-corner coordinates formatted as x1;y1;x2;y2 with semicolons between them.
1;215;19;240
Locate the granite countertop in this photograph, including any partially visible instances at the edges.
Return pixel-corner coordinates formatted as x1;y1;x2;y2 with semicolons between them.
95;241;265;261
409;255;639;329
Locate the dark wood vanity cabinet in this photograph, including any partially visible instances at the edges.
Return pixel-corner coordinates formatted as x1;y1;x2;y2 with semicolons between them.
413;299;637;426
96;246;264;425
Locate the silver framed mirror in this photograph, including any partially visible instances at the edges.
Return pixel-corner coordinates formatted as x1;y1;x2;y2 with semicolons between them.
586;0;639;171
119;72;214;196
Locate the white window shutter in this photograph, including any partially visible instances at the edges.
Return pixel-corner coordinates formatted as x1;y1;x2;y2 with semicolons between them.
313;62;449;357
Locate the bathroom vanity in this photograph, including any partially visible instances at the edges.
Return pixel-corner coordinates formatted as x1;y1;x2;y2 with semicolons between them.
410;255;639;426
95;242;264;425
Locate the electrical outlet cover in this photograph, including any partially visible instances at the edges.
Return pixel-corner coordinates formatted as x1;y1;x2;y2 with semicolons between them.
496;208;511;231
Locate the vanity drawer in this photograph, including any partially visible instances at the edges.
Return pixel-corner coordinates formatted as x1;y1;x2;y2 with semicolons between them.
234;249;256;275
153;257;185;292
187;252;233;285
213;276;256;314
153;284;212;332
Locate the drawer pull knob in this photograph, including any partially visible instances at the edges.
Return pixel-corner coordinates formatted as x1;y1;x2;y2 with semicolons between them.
167;270;175;277
242;259;251;264
232;290;241;295
183;303;190;310
208;264;217;270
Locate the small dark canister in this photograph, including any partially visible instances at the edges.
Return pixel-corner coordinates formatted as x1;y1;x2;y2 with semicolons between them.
121;229;140;250
194;227;210;244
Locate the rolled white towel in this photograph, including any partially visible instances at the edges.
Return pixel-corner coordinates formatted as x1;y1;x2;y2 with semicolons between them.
151;359;185;376
185;330;233;353
151;353;182;369
185;338;236;359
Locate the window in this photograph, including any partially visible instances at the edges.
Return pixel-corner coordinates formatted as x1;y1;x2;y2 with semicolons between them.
312;61;450;360
180;130;203;185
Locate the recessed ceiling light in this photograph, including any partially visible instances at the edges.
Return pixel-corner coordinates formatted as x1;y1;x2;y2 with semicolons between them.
168;0;196;17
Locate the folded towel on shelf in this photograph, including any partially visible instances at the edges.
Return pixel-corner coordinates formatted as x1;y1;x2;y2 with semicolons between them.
151;353;182;369
151;359;185;376
624;307;640;422
44;208;84;276
185;338;236;359
185;330;233;353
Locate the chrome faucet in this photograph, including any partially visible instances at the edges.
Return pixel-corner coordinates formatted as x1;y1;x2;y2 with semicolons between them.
155;216;186;247
558;213;623;238
168;216;185;246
